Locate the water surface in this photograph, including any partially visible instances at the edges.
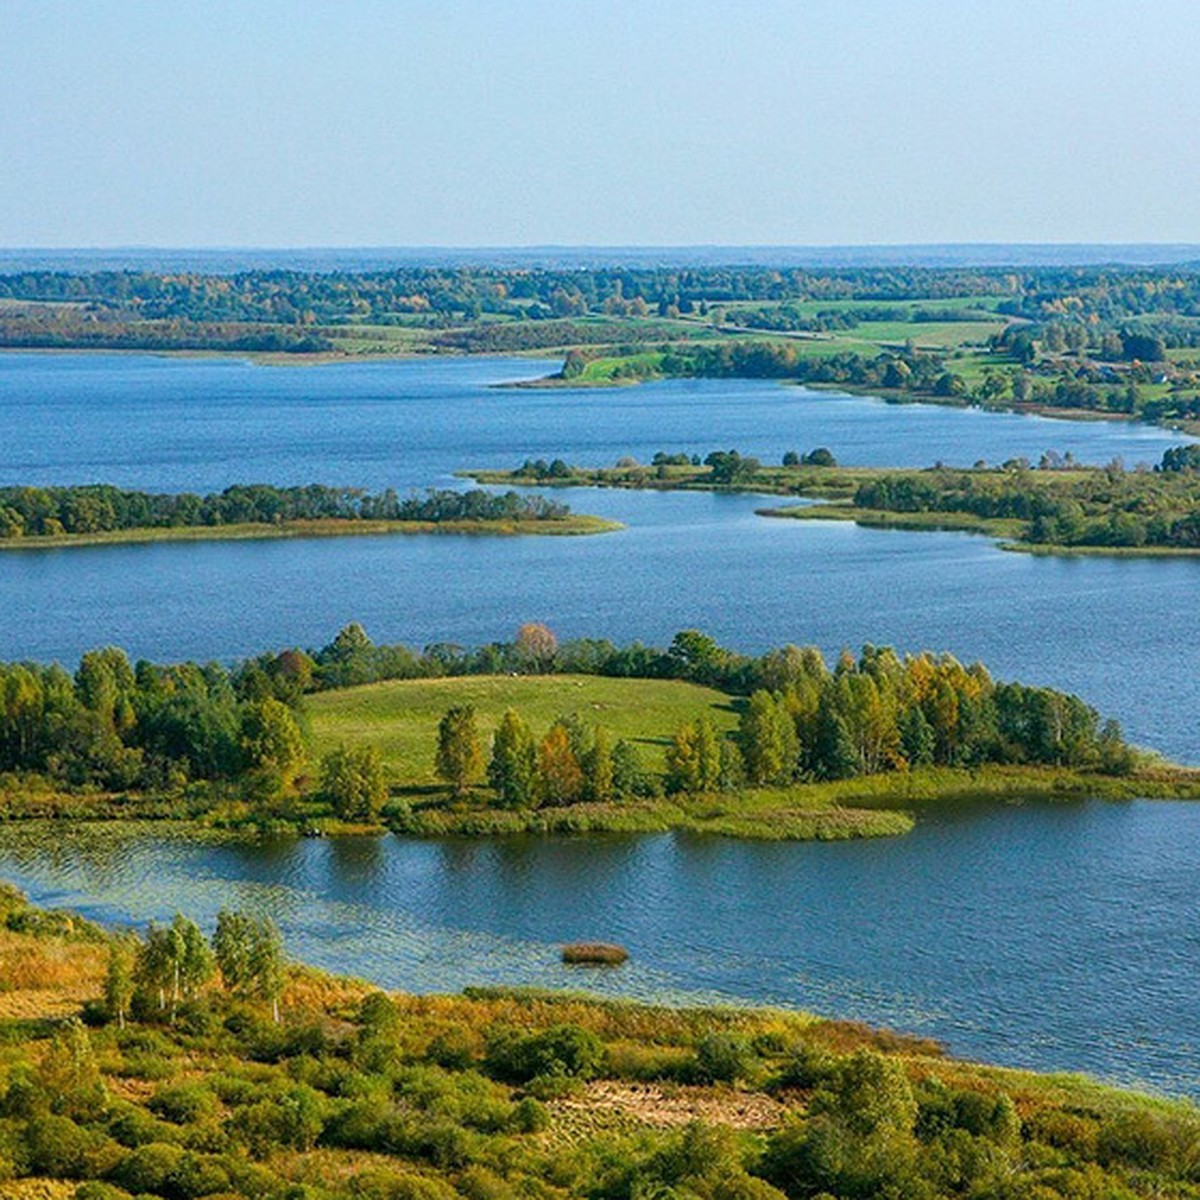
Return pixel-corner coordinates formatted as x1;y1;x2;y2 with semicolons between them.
0;803;1196;1096
0;352;1195;758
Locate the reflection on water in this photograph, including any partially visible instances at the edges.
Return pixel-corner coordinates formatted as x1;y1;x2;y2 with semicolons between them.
1;800;1197;1097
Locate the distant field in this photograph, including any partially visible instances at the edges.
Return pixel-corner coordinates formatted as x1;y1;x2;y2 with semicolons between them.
307;673;741;786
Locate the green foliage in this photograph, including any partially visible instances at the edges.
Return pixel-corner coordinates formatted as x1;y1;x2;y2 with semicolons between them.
321;743;388;820
694;1033;756;1083
435;706;485;797
487;709;537;808
484;1024;605;1083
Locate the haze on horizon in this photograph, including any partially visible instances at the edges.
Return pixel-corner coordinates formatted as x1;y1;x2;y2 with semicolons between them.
2;0;1197;250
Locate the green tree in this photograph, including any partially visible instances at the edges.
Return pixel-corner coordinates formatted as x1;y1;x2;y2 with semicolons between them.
240;696;305;785
103;937;136;1030
213;908;255;993
740;691;798;784
435;706;485;797
488;708;538;808
249;917;286;1022
320;743;387;820
584;724;615;802
666;722;702;794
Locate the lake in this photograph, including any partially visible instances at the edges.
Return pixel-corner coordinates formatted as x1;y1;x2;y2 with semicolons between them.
1;351;1199;1098
0;801;1196;1097
0;352;1195;760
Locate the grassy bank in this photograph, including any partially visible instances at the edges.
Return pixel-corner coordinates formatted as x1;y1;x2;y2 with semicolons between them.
1;884;1198;1200
307;673;740;782
305;673;1200;842
0;513;621;552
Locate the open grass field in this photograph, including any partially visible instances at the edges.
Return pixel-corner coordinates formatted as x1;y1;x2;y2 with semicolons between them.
307;673;741;787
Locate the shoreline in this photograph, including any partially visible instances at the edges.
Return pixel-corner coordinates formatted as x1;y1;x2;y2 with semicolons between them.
5;763;1197;841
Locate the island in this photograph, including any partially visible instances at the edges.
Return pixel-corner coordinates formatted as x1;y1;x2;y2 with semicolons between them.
468;444;1200;554
1;624;1195;840
0;483;620;550
0;881;1197;1200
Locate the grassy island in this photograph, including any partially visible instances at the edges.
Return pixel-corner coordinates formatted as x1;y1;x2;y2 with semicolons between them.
0;884;1198;1200
470;444;1200;554
1;625;1195;842
0;483;619;551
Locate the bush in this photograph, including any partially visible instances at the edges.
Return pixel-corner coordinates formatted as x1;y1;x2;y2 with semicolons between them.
74;1184;134;1200
148;1083;218;1125
484;1024;604;1083
24;1114;122;1179
113;1141;186;1194
695;1033;755;1084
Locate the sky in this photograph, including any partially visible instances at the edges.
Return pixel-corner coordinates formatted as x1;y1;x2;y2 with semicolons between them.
1;0;1198;248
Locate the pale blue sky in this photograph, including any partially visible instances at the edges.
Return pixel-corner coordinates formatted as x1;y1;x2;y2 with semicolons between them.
1;0;1197;247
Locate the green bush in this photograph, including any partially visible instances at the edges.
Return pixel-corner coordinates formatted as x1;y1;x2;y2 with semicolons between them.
695;1033;756;1084
483;1023;604;1083
148;1083;219;1125
113;1140;186;1194
24;1113;123;1179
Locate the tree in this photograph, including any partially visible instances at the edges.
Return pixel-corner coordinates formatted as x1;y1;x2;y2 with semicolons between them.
740;691;798;784
321;744;387;820
213;907;257;993
240;697;305;786
103;938;136;1030
665;723;702;794
249;917;286;1023
515;622;557;673
488;708;538;808
612;738;652;798
537;722;584;805
435;706;484;797
583;724;615;802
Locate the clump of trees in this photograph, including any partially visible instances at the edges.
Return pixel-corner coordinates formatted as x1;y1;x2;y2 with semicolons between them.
0;646;305;796
852;457;1200;549
426;643;1131;812
436;706;645;807
0;483;570;540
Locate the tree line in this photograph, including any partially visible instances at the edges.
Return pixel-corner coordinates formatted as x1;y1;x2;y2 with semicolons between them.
426;644;1133;810
852;450;1200;548
0;484;570;539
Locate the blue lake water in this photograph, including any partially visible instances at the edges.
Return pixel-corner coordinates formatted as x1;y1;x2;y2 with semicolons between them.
1;352;1198;1097
0;352;1194;760
0;799;1196;1097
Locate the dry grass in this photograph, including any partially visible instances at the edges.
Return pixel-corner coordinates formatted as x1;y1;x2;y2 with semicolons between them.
561;1079;787;1131
0;928;105;1018
562;942;629;966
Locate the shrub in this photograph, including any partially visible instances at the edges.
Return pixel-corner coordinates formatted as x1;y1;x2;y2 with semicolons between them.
695;1033;755;1084
74;1184;134;1200
148;1083;218;1126
510;1096;548;1134
484;1024;604;1083
113;1141;186;1194
24;1114;122;1179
